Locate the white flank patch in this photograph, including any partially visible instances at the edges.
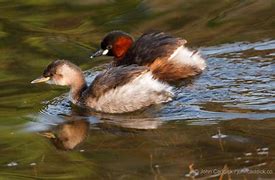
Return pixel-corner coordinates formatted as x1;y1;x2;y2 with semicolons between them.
168;46;206;70
87;72;173;113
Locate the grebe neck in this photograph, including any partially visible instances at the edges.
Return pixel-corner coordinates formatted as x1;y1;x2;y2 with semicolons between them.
69;76;87;104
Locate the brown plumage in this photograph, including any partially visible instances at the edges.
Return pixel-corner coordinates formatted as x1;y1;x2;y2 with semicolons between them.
85;65;149;99
91;31;206;82
31;60;173;113
149;58;201;81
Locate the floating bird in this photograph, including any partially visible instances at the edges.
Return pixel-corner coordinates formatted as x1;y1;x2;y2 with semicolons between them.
31;60;173;113
91;31;206;82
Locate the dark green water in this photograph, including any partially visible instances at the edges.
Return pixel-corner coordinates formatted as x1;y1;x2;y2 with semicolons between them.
0;0;274;179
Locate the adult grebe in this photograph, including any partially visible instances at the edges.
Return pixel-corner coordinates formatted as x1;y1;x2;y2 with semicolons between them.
91;31;206;82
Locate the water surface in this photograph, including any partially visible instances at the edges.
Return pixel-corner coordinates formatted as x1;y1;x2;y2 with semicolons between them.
0;0;274;179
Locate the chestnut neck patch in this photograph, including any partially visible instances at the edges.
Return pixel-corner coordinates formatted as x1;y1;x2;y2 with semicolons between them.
113;36;133;60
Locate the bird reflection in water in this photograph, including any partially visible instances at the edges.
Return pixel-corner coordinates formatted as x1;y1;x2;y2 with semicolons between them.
41;119;90;150
99;117;163;130
35;111;163;150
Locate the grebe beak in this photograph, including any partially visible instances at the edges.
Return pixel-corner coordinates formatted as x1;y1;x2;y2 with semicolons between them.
31;76;50;84
90;49;109;58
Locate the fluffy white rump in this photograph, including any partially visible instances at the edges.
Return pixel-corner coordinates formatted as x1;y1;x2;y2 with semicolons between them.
168;46;206;70
87;72;173;113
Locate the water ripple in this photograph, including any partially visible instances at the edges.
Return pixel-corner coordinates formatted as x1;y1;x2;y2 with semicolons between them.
38;40;275;124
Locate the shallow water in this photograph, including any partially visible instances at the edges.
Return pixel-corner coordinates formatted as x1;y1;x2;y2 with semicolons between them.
0;0;274;179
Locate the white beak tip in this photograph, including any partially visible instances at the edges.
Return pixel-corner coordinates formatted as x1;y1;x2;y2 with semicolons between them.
102;49;109;55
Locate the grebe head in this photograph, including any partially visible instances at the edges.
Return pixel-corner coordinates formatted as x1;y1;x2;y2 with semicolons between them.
31;60;85;87
91;31;134;59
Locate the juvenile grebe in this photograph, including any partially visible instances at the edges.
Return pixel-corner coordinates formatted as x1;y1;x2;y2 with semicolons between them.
31;60;173;113
91;31;206;82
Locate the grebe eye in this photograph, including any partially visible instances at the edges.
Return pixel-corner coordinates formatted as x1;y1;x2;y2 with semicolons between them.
107;45;112;49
